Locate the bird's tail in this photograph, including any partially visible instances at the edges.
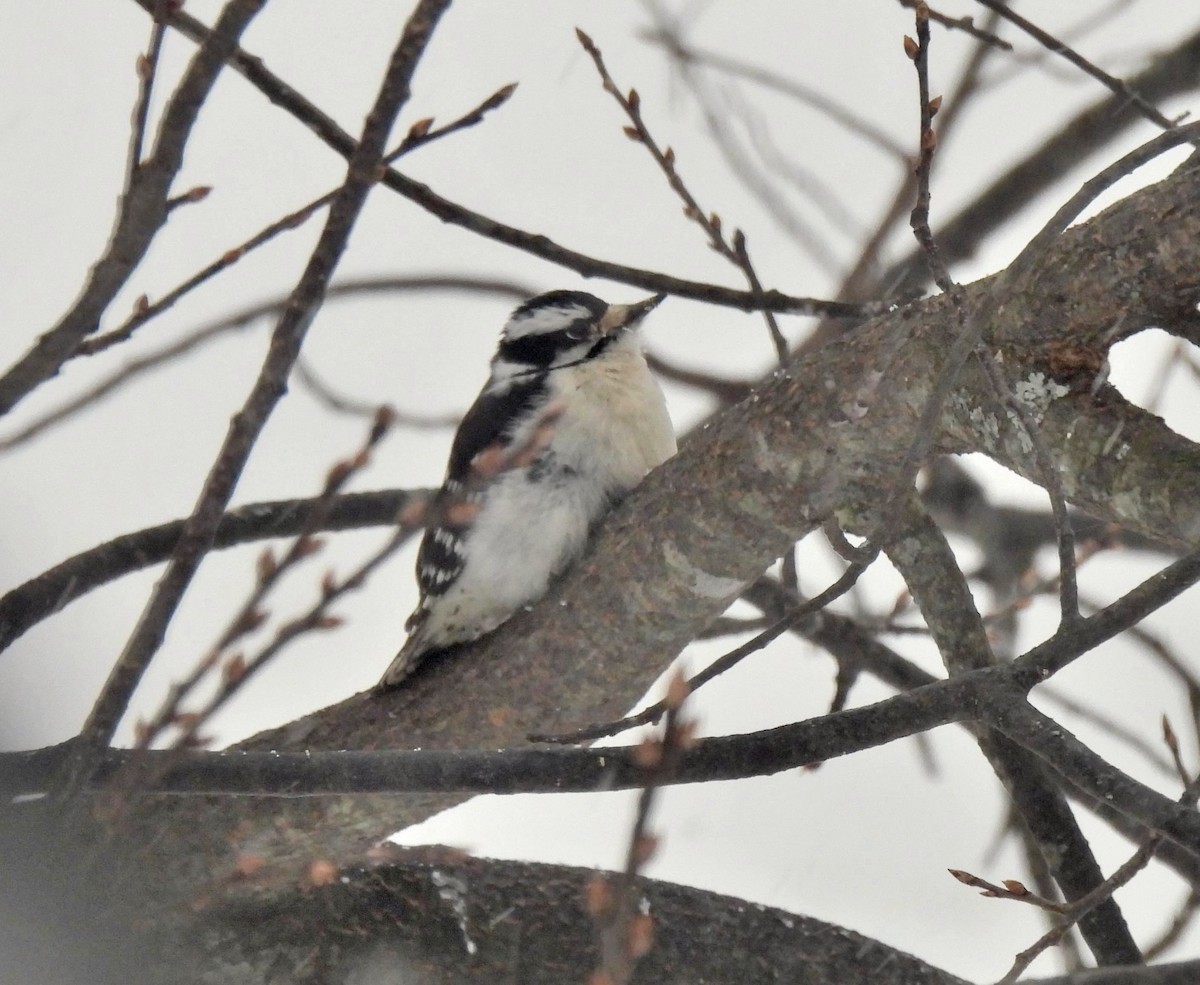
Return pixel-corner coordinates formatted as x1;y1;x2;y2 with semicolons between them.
374;634;427;692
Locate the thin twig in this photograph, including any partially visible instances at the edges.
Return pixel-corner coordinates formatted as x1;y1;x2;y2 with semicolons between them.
129;408;394;755
293;356;460;424
993;768;1200;983
77;81;518;358
642;352;752;404
578;28;802;362
906;5;952;291
906;6;1080;625
135;0;887;321
980;536;1114;628
0;275;530;452
171;526;408;753
385;81;517;159
1143;888;1200;961
83;191;332;358
642;29;910;160
983;0;1137;86
948;868;1070;913
1037;687;1177;781
588;670;692;985
0;0;268;418
642;5;854;276
805;3;1002;323
897;0;1012;49
972;0;1184;133
125;0;169;188
77;0;454;752
880;24;1200;302
530;556;876;743
0;488;424;654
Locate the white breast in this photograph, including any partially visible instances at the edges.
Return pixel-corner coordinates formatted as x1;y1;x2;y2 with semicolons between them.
547;341;677;491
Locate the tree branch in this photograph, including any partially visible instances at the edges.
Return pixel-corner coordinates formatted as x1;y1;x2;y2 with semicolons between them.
0;0;268;417
130;0;882;319
80;0;454;748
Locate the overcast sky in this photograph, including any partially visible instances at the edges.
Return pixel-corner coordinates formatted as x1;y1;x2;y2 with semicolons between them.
3;2;1200;979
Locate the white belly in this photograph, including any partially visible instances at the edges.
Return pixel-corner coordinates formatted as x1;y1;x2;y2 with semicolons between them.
417;471;599;645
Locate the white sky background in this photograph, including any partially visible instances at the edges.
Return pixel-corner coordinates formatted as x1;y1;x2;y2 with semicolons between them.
3;1;1200;981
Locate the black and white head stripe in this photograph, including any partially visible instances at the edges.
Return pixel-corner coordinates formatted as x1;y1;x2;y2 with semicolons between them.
502;291;607;341
494;290;667;375
495;291;608;371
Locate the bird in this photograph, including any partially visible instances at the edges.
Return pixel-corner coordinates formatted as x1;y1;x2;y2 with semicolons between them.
377;289;676;690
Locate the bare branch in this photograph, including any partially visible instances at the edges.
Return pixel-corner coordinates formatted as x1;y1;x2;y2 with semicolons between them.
578;28;800;359
135;1;882;320
127;409;394;758
897;0;1013;49
0;490;421;654
589;671;691;985
884;24;1200;298
75;81;519;359
642;30;910;160
973;0;1185;133
0;275;530;452
0;0;268;417
125;0;169;187
79;0;455;750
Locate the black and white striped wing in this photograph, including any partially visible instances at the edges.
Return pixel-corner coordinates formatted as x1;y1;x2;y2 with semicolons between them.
408;374;547;620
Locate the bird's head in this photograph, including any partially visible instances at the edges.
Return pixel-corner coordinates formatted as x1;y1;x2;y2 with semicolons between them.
493;290;665;377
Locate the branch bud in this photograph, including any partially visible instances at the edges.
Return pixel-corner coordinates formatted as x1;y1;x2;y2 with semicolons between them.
664;667;690;710
256;547;277;583
222;653;247;684
294;535;324;559
585;875;615;917
406;117;434;140
181;185;211;203
633;737;664;769
628;913;655;959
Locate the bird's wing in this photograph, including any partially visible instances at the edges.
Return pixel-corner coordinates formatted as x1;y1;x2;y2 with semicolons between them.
412;372;548;601
444;372;547;480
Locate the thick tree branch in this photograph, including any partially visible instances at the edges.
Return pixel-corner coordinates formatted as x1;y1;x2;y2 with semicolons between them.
887;497;1139;965
189;162;1200;889
0;490;421;655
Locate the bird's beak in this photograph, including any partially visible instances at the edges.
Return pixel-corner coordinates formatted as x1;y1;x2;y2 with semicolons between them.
599;293;667;335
